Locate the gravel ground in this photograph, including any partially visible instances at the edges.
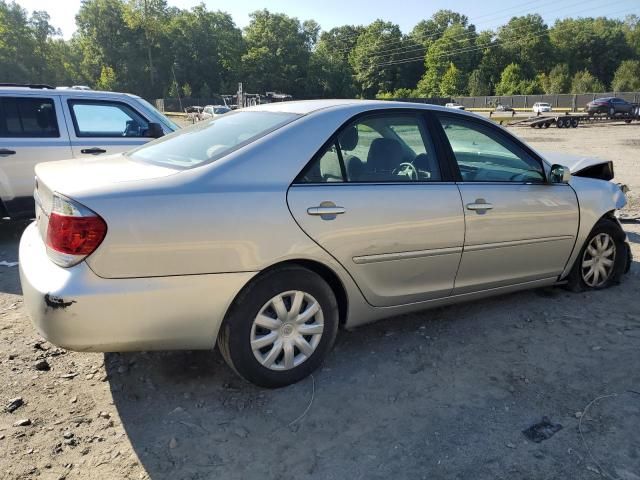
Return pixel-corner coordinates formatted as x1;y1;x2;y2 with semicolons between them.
1;121;639;480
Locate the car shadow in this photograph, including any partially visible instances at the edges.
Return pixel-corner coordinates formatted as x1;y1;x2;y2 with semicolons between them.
107;257;640;479
0;220;29;295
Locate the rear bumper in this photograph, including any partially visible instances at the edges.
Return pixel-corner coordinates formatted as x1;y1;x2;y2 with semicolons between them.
19;223;256;351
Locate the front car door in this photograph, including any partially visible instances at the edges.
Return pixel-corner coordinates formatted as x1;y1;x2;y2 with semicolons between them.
63;98;154;158
287;111;465;307
434;113;579;294
0;94;72;217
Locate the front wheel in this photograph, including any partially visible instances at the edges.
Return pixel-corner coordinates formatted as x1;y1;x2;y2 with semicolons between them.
566;218;628;292
217;266;339;388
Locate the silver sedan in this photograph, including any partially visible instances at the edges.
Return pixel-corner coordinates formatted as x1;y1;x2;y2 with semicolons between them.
19;100;631;387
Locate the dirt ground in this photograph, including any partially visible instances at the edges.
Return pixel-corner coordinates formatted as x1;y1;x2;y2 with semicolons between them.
1;121;639;480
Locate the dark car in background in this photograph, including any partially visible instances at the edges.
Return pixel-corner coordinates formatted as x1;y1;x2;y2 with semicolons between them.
586;97;634;116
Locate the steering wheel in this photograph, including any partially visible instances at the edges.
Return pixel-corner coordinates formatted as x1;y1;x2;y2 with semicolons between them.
392;162;418;180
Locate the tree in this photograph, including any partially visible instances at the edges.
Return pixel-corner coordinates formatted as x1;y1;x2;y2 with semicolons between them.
439;63;464;96
494;63;542;95
95;65;117;90
611;60;640;91
497;14;553;75
415;22;477;96
467;69;491;96
540;63;570;94
571;70;605;93
349;20;405;98
241;10;312;96
551;17;632;87
181;83;192;97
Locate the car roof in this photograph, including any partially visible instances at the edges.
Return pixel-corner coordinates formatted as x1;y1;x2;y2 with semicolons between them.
0;86;140;99
243;99;458;116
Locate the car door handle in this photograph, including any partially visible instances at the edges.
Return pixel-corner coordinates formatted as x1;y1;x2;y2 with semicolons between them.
307;206;346;216
466;200;493;211
80;147;107;154
0;148;16;155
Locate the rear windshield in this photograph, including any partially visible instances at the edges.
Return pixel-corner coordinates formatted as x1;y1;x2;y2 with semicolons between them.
128;111;299;169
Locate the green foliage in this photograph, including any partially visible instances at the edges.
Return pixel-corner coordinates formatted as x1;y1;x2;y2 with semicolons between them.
611;60;640;91
0;2;638;100
181;83;192;97
439;63;465;96
467;69;491;96
96;65;117;90
375;88;416;99
540;64;570;94
550;17;632;87
497;15;552;75
349;20;405;98
571;70;606;93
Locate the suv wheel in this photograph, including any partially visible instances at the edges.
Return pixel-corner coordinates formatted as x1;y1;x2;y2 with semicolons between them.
217;266;339;388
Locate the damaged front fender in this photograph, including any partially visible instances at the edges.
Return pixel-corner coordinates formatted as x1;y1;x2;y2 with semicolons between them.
44;294;76;310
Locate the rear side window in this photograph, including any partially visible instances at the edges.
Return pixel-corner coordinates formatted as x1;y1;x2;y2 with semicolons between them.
128;111;300;169
0;97;59;138
68;100;150;138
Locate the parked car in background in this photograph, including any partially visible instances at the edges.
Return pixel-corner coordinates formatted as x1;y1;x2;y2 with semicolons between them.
533;102;552;114
586;97;634;116
445;102;465;110
0;84;178;219
201;105;231;119
495;104;514;112
19;100;630;388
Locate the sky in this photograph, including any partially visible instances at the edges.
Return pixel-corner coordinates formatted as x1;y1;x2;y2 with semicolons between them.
13;0;639;39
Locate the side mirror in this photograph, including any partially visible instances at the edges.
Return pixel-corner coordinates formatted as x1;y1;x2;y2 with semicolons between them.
549;164;571;184
146;122;164;139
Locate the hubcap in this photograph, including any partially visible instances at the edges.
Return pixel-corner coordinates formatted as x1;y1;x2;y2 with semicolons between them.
581;233;616;287
250;290;324;371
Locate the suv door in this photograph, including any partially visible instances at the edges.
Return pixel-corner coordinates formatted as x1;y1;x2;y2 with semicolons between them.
435;114;579;294
64;98;154;158
287;111;465;307
0;95;72;217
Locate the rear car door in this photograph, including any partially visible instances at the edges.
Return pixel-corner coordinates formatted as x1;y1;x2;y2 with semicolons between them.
287;111;465;307
435;113;579;294
63;98;154;158
0;95;72;217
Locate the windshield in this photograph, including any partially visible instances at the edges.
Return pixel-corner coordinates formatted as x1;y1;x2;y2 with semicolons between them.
137;98;180;132
128;111;300;169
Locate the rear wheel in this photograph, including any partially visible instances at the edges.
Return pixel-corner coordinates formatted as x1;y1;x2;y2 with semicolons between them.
566;218;627;292
217;266;339;388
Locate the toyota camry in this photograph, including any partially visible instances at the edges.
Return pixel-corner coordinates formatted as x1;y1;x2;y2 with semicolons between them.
19;100;631;387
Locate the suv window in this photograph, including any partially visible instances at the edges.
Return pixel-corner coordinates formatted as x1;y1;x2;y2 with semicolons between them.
0;97;59;138
297;114;441;183
439;116;545;183
68;100;150;138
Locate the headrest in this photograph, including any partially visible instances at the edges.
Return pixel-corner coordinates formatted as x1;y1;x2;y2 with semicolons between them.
338;126;358;151
367;138;404;172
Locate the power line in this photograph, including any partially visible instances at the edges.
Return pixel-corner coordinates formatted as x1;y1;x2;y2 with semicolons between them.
368;4;636;69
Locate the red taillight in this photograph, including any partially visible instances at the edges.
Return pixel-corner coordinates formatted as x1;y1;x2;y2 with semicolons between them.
45;195;107;267
47;213;107;255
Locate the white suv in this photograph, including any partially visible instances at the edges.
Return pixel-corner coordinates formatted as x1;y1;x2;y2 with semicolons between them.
0;84;178;219
533;102;552;114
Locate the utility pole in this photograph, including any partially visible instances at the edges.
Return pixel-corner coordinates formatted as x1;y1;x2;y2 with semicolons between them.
172;63;183;112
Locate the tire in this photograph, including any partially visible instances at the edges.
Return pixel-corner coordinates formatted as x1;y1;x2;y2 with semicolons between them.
565;218;628;292
556;118;564;128
570;118;579;128
542;122;550;128
217;266;339;388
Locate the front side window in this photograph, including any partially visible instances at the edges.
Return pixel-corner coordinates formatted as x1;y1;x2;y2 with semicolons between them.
439;116;545;183
69;100;150;138
128;111;299;169
0;97;59;138
297;113;441;183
